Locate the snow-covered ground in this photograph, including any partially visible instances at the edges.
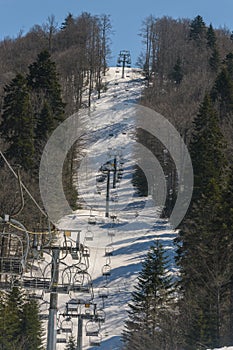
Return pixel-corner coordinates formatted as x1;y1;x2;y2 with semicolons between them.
50;67;176;349
43;67;230;350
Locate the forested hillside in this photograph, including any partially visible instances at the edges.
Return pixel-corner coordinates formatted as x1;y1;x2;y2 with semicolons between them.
124;15;233;350
0;12;112;229
1;11;233;350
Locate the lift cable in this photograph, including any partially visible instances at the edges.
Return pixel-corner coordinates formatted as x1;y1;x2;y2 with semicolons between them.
0;150;48;218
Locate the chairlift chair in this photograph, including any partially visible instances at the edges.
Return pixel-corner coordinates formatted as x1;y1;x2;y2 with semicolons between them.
105;246;114;257
89;335;102;347
102;264;111;277
85;229;94;241
98;286;109;299
108;228;115;237
95;309;106;323
61;318;73;334
88;216;96;225
86;320;100;337
56;337;67;344
0;257;22;275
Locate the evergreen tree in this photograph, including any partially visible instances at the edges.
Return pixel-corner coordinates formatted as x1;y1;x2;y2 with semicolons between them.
209;47;220;72
170;57;183;84
0;74;34;170
0;288;44;350
189;94;226;202
206;24;217;49
65;336;76;350
27;50;65;141
61;13;75;30
189;15;206;42
224;52;233;79
21;298;44;350
0;287;25;350
211;67;233;118
123;241;176;350
176;95;228;349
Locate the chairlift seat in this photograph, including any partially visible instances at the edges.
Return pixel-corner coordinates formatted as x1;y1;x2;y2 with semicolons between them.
56;338;67;343
88;216;96;225
90;339;101;346
83;247;90;258
86;330;99;337
102;264;111;276
85;230;94;241
0;257;22;275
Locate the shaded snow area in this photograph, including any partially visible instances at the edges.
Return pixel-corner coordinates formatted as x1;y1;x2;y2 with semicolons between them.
45;67;199;350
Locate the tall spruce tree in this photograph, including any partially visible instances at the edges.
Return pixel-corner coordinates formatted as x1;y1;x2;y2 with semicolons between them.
189;94;226;202
21;298;44;350
0;74;34;170
0;287;24;350
170;57;183;85
206;24;217;49
211;67;233;119
123;241;176;350
189;15;206;42
176;94;228;349
27;50;65;153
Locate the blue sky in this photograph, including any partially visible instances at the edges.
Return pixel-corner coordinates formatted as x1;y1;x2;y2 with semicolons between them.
0;0;232;66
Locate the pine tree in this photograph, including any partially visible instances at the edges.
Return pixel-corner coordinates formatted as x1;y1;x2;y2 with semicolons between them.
61;13;75;30
170;57;183;84
0;74;34;170
0;288;44;350
65;336;76;350
27;50;65;141
176;94;229;349
21;298;44;350
189;94;226;202
189;15;206;42
224;52;233;79
123;241;176;350
206;24;217;49
209;47;220;72
0;287;25;350
211;67;233;118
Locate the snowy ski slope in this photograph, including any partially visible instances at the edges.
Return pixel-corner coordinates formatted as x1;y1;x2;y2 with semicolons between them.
52;67;230;350
54;67;177;350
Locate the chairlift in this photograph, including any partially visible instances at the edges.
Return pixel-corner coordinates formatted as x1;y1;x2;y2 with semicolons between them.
61;318;73;334
88;215;96;225
86;320;99;337
0;257;22;275
105;246;114;257
102;264;111;277
56;337;67;344
85;229;94;241
98;286;109;299
96;174;106;183
95;309;106;323
66;299;78;314
82;246;90;258
108;230;115;237
89;334;102;347
22;276;51;291
72;271;92;293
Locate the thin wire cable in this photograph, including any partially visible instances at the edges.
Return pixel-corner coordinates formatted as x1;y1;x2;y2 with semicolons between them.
0;151;48;218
